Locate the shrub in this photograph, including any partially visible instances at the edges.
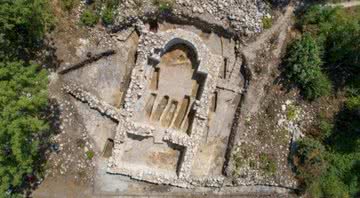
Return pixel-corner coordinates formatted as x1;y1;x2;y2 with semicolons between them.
299;5;360;88
285;33;331;100
286;104;298;120
321;169;351;198
85;150;94;160
345;96;360;111
153;0;174;12
259;153;277;175
299;5;340;36
293;138;326;186
104;0;120;7
303;71;332;100
232;150;244;176
61;0;78;11
80;9;99;27
262;16;273;29
318;119;333;140
325;22;360;84
101;7;115;25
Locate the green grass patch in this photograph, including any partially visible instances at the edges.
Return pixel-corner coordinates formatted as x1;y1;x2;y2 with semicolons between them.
61;0;79;11
262;16;273;29
152;0;174;12
80;9;99;27
85;150;95;160
259;153;277;175
286;104;298;120
101;7;115;25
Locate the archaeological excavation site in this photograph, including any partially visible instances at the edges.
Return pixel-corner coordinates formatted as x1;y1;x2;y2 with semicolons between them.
3;0;360;196
30;0;324;196
62;24;247;188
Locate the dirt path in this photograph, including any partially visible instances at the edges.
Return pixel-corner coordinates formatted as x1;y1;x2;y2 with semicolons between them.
240;4;295;115
243;5;294;59
223;3;298;190
327;0;360;8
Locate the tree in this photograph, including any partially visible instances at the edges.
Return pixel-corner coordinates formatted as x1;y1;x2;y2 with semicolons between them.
285;33;331;100
325;20;360;86
293;138;327;187
0;1;52;195
0;61;49;195
299;5;360;88
0;0;53;59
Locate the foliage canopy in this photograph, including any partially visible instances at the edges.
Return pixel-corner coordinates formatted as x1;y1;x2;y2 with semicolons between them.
0;62;49;195
292;5;360;197
285;33;331;100
0;0;53;59
0;0;51;196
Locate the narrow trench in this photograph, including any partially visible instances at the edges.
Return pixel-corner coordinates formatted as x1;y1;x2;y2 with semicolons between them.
150;68;160;90
185;106;197;135
145;93;157;118
161;100;178;128
151;95;169;121
102;138;114;158
173;96;190;129
211;91;218;112
120;32;140;108
223;57;228;79
228;40;241;79
222;53;251;177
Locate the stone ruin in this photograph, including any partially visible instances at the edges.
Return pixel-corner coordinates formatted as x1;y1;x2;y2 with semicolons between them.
63;24;245;188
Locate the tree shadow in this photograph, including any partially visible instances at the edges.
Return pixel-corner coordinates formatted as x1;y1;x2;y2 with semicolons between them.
325;104;360;154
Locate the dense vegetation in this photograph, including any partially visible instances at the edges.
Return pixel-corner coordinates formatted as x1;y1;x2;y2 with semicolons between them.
0;0;51;196
285;33;331;100
288;5;360;198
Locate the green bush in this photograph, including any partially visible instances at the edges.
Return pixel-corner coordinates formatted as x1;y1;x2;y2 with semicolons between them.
318;119;333;140
259;153;277;175
285;33;331;100
104;0;120;8
286;104;298;120
325;22;360;84
61;0;78;11
299;5;341;38
303;71;332;100
101;7;115;25
262;16;273;29
80;9;99;27
153;0;174;12
293;138;326;186
346;96;360;111
294;106;360;197
299;5;360;88
85;150;94;160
